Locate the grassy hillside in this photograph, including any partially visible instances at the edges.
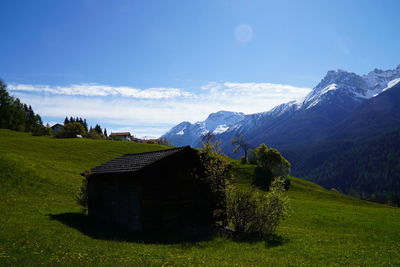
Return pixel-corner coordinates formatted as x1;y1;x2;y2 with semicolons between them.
0;129;399;266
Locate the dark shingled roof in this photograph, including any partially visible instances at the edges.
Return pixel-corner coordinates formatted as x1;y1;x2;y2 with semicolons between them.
84;146;191;175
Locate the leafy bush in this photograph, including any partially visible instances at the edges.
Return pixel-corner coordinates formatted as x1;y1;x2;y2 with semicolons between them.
252;167;291;191
85;130;105;139
198;150;231;225
246;149;257;165
56;122;85;138
197;131;231;224
252;144;291;190
227;177;289;239
31;124;51;136
76;174;88;214
254;144;290;177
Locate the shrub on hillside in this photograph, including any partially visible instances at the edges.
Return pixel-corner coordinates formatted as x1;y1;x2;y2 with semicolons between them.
200;153;231;223
253;144;291;190
55;122;85;138
76;174;88;214
85;130;105;139
31;124;51;136
198;132;231;225
255;144;290;177
227;177;289;239
246;149;257;165
252;167;291;191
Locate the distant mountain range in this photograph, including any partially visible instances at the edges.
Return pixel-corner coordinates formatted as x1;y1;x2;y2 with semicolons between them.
163;65;400;153
162;65;400;203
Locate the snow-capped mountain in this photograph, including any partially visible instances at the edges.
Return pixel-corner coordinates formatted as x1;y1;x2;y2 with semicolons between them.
163;65;400;156
162;111;245;147
301;69;369;110
363;65;400;91
300;66;400;110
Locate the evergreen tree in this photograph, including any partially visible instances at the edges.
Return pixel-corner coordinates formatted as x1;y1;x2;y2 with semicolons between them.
12;98;26;131
64;117;69;125
0;79;42;132
26;105;36;131
0;80;12;128
83;119;88;132
94;124;102;134
103;128;108;137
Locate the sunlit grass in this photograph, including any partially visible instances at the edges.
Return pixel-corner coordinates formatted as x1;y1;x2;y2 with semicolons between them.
0;129;399;266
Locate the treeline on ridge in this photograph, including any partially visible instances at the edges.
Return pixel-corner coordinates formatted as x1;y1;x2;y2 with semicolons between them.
58;116;107;139
0;80;45;135
0;79;109;139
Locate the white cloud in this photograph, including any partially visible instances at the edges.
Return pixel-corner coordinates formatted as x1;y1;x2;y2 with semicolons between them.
10;82;311;138
9;83;192;99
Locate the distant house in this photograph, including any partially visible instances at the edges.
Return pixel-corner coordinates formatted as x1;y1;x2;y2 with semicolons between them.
51;123;64;134
131;137;142;143
109;132;132;141
142;139;158;144
82;146;222;231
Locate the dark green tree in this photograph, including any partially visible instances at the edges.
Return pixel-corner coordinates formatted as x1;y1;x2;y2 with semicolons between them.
252;144;291;190
254;144;290;178
0;80;12;128
0;79;43;133
94;124;102;134
83;119;88;132
56;122;85;138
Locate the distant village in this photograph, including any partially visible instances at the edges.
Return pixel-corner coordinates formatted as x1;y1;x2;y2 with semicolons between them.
50;117;169;145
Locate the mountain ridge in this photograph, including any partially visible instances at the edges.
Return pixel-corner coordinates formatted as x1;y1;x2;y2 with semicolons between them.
163;65;400;156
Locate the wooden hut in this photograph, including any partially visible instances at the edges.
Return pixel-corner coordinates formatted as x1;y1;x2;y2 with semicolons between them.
82;146;223;232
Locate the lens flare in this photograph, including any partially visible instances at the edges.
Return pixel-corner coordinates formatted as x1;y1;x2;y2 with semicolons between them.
234;24;253;43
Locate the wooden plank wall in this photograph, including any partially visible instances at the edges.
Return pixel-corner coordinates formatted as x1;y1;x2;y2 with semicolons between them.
88;175;142;231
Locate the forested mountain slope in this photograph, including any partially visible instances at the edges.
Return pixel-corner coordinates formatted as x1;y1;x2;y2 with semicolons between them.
305;128;400;205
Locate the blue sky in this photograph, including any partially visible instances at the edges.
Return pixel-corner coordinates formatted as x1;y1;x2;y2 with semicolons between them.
1;0;399;137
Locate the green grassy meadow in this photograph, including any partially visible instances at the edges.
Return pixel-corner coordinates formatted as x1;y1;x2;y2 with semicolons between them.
0;129;399;266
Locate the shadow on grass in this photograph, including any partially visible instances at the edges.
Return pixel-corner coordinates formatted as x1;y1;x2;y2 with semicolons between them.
49;212;213;245
263;234;289;248
231;233;289;248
